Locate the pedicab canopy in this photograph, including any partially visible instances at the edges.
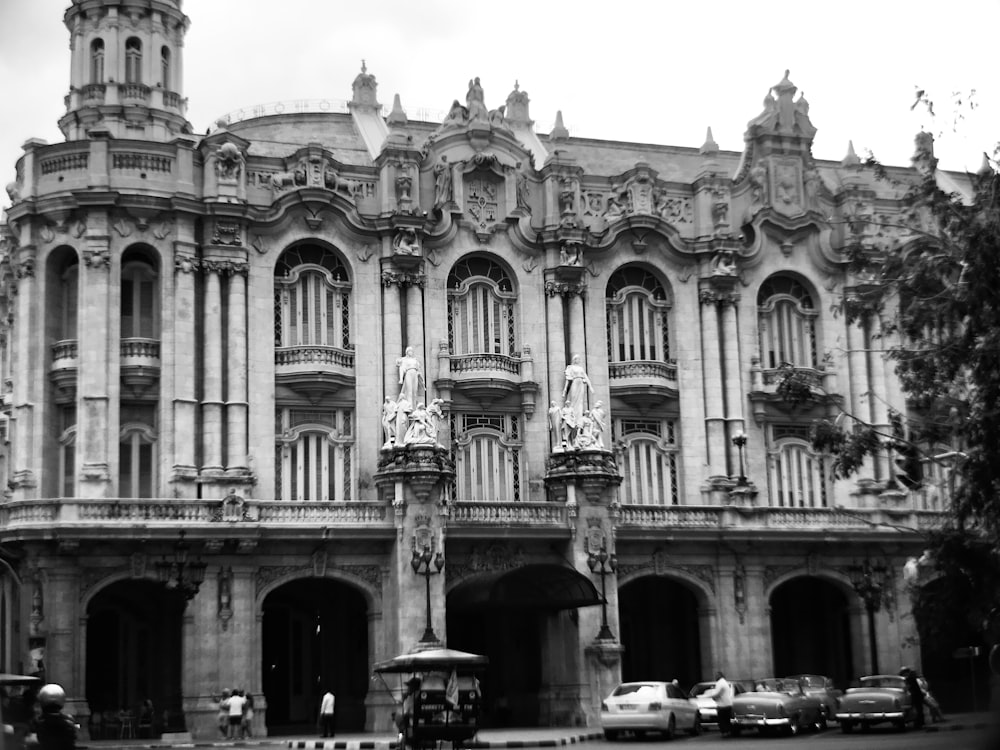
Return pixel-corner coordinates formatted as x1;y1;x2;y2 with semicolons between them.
374;648;488;674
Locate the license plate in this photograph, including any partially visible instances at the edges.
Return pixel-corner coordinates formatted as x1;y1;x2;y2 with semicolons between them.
619;704;637;711
862;713;876;720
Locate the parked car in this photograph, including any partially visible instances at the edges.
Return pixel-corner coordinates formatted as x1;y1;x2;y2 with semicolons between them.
0;673;42;750
835;674;914;733
600;681;701;740
783;674;842;724
730;677;825;737
689;680;750;729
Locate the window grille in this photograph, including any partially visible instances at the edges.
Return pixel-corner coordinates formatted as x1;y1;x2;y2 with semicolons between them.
605;266;672;363
613;417;679;505
447;257;517;356
275;408;355;502
768;437;828;508
449;413;522;502
757;275;818;369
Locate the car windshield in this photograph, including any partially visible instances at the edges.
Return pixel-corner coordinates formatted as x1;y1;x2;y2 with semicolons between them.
858;676;905;690
792;675;825;687
753;679;800;694
689;683;714;697
612;683;662;698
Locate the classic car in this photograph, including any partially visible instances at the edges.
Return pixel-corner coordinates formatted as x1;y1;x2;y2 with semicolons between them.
688;680;750;729
730;678;825;736
600;681;700;740
835;674;914;732
783;674;842;724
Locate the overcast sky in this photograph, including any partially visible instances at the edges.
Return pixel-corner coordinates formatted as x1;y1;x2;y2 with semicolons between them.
2;0;998;209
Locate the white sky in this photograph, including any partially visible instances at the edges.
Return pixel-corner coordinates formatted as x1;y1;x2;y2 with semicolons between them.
2;0;998;209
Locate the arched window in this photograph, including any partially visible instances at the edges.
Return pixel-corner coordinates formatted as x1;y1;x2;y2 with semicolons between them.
275;409;354;501
450;413;522;503
605;266;671;363
447;256;517;357
121;257;159;339
60;261;79;341
613;417;679;505
125;37;142;84
159;46;170;88
90;39;105;83
757;275;817;369
59;406;77;498
768;426;827;508
274;245;351;349
119;404;157;499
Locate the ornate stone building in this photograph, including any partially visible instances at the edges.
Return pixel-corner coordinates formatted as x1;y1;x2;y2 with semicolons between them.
0;0;974;738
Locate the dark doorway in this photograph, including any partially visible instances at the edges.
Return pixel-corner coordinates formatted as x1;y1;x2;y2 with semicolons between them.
86;580;185;732
770;577;852;688
915;577;990;712
619;576;701;687
261;578;368;734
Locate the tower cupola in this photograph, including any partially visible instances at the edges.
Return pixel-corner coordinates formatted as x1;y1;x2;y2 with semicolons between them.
59;0;191;141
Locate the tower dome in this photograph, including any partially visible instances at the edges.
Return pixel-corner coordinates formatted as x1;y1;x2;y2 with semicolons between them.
60;0;191;141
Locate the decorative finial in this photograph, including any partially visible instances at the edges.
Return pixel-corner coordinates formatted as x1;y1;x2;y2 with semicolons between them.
550;110;568;140
842;140;860;167
387;93;407;126
361;59;367;74
700;126;719;155
514;80;519;91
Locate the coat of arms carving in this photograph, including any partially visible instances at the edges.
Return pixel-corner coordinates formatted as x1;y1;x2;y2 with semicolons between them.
466;174;500;231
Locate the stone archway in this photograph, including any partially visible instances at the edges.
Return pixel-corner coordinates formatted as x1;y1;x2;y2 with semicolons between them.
769;576;852;687
618;576;703;688
261;577;369;733
86;579;185;731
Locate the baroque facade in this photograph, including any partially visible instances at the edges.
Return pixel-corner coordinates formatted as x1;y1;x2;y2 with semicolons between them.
0;0;972;738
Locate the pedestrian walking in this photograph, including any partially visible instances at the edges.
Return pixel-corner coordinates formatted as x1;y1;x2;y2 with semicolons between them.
241;693;254;739
703;671;734;736
917;674;945;722
901;668;925;729
319;689;336;738
226;690;246;739
216;690;230;738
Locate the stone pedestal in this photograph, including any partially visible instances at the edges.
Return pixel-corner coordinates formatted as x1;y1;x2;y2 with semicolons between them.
584;640;624;725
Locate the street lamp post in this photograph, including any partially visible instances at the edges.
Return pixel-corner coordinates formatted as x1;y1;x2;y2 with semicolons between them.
411;544;444;643
587;541;618;640
848;557;887;674
731;431;748;486
155;530;208;601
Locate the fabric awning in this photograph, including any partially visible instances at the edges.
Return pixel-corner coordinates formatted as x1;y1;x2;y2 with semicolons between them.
447;564;602;612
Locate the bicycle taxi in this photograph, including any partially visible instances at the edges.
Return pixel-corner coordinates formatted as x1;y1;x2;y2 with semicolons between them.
373;648;487;750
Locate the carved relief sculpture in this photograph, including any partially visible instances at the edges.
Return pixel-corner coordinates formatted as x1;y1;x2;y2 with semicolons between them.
433;156;453;209
749;161;768;211
216;142;244;182
466;77;489;123
711;247;738;276
561;354;594;445
392;228;421;256
382;397;398;448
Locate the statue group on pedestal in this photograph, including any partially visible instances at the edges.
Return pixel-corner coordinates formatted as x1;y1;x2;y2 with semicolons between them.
382;347;445;448
549;355;606;452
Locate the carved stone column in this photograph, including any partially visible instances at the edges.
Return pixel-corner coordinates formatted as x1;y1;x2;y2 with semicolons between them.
381;264;404;398
543;276;567;403
698;285;727;480
719;293;746;473
845;312;874;483
201;262;224;474
226;263;249;474
78;229;114;497
867;314;891;482
9;245;40;497
171;246;199;490
567;288;587;362
404;276;426;393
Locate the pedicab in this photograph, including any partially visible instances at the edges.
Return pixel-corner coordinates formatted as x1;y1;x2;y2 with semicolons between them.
373;648;488;750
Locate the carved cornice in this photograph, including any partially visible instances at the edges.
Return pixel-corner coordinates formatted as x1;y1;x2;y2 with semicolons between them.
544;280;586;298
174;254;199;274
82;248;111;269
698;287;740;306
381;269;426;288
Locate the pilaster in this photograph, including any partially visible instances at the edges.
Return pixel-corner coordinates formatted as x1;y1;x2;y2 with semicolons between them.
171;242;198;492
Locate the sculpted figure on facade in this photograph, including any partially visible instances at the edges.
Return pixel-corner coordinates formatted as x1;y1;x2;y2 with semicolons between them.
804;167;821;210
559;242;582;267
589;400;606;449
215;142;244;181
433;156;453;209
382;397;398;448
548;401;562;451
711;247;738;276
604;194;625;222
402;398;444;446
466;77;489;123
749;161;768;210
397;346;424;411
562;354;594;432
488;106;506;128
515;166;530;212
393;228;421;256
395;168;413;204
442;100;468;129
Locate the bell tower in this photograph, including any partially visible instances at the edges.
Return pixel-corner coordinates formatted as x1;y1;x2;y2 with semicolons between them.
59;0;191;141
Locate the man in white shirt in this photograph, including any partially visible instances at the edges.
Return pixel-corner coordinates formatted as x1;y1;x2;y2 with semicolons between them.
319;690;336;738
226;690;246;739
702;671;733;736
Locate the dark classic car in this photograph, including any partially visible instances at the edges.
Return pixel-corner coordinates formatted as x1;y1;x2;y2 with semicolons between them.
730;678;826;736
783;674;842;724
835;675;914;732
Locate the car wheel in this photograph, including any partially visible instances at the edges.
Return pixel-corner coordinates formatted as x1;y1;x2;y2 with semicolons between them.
687;716;701;737
603;730;620;741
787;716;800;736
663;715;675;741
840;721;853;734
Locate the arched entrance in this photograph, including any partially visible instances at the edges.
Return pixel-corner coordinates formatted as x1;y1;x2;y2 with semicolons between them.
447;564;601;727
619;576;701;687
915;576;990;711
770;577;852;687
261;578;368;734
86;579;185;728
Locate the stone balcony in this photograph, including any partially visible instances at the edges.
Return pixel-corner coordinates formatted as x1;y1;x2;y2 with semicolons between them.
436;351;539;414
274;345;355;397
608;359;678;408
50;339;78;400
120;337;160;395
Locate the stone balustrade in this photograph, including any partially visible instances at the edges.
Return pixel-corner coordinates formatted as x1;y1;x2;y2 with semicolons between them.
608;360;677;382
448;501;568;526
450;353;521;375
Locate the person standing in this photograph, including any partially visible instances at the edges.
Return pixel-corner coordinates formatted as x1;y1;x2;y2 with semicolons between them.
27;684;76;750
240;693;254;739
901;668;925;728
319;690;336;738
703;671;734;736
226;690;246;739
216;690;230;738
917;673;945;722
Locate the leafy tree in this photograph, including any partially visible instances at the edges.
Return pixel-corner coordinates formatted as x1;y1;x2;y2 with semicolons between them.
804;129;1000;652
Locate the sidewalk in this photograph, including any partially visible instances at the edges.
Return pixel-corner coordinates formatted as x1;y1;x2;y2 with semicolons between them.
76;712;997;750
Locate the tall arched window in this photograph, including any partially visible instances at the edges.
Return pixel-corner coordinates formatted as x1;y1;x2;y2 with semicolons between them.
605;266;671;364
447;256;517;358
60;261;79;341
119;404;157;499
274;245;351;349
613;417;679;505
275;409;354;502
450;413;522;503
125;37;142;84
159;46;170;88
121;256;159;339
90;39;105;83
768;426;827;508
757;275;818;369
